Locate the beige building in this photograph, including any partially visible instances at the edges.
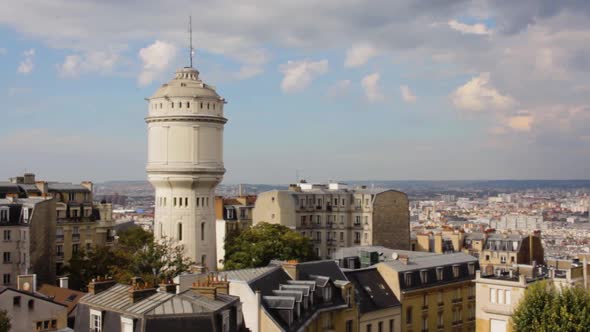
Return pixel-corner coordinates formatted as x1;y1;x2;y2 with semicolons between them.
253;183;410;259
6;174;116;277
0;197;56;287
336;246;478;332
215;195;256;269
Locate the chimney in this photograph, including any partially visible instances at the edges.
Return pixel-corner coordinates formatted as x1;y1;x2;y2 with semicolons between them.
81;181;93;193
35;181;48;197
17;274;37;292
23;173;36;185
281;260;299;280
398;255;410;265
158;280;178;294
128;277;157;303
191;273;231;300
59;277;69;289
88;277;116;295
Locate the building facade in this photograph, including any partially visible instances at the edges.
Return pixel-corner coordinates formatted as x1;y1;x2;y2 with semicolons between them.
253;183;410;259
146;66;227;270
215;195;256;269
335;246;478;332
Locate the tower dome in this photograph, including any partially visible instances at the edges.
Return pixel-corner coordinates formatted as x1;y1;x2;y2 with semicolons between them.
145;65;227;270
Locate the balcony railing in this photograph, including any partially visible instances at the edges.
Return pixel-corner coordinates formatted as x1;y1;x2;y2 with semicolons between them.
56;235;64;242
452;298;462;304
72;234;80;241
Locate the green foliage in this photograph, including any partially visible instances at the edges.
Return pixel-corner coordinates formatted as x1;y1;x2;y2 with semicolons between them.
0;309;10;332
223;222;318;270
512;281;590;332
63;227;193;290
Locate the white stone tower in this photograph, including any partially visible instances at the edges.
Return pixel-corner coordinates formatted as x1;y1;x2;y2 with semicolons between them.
146;65;226;270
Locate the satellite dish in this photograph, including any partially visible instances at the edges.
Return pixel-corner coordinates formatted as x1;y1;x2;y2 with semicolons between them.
391;252;399;260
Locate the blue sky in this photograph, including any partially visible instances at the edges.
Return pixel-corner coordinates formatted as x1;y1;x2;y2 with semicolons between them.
1;1;589;184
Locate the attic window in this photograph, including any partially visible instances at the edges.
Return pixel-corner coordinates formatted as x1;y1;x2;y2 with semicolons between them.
420;270;428;283
0;207;9;222
468;263;475;275
404;272;412;287
452;265;460;278
436;267;444;281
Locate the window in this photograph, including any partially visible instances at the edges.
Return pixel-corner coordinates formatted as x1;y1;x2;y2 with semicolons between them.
90;309;102;332
3;252;11;263
178;223;183;241
490;288;497;304
13;295;20;306
186;102;190;108
366;323;372;332
72;244;79;254
422;317;428;330
121;317;133;332
355;216;361;225
200;102;203;109
438;311;443;327
179;197;183;207
28;299;34;310
185;197;188;207
0;208;8;222
436;267;443;280
420;270;428;283
178;102;182;108
56;245;64;257
3;230;10;241
498;289;505;304
201;222;205;241
389;319;394;332
364;216;368;224
173;197;177;207
406;307;412;324
201;255;206;266
452;264;460;278
159;103;163;108
404;272;412;286
171;102;174;108
340;232;344;241
354;232;361;243
316;232;321;241
207;103;210;109
468;262;475;275
346;320;353;332
68;192;76;201
505;290;511;305
3;274;10;285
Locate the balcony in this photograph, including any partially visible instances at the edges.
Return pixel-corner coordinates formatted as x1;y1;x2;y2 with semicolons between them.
438;302;444;307
56;235;64;242
313;238;322;243
353;223;362;228
452;298;462;304
72;234;80;242
354;239;361;244
422;305;429;312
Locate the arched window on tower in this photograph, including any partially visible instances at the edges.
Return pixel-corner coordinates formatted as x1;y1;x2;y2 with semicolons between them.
178;223;183;241
201;255;206;267
178;101;182;108
201;222;205;241
207;103;210;110
171;102;174;108
187;102;190;108
185;197;188;207
213;104;216;110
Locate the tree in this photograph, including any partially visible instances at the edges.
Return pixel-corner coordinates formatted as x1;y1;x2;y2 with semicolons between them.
512;281;590;332
0;309;10;332
224;222;318;270
62;227;193;290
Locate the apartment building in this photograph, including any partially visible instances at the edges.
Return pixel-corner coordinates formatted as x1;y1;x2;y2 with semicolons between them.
253;182;410;259
336;246;478;332
7;174;116;274
176;260;360;332
0;197;56;287
215;195;256;269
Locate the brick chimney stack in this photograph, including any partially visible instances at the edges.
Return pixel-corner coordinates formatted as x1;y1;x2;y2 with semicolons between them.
128;277;157;303
88;276;116;295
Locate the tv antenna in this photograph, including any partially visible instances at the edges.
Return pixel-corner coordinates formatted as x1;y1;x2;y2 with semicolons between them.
188;16;194;68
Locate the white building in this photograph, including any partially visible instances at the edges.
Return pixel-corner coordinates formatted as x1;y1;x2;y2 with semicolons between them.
146;66;227;270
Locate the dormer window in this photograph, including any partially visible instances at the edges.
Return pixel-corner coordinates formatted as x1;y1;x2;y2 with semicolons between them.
468;263;475;275
90;309;102;332
404;272;412;287
436;267;444;281
420;270;428;284
0;207;9;222
452;265;460;278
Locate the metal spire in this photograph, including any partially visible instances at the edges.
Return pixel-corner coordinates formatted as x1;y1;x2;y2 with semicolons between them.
189;16;194;68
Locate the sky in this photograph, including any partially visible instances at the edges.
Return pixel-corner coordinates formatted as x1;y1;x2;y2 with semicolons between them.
1;0;589;184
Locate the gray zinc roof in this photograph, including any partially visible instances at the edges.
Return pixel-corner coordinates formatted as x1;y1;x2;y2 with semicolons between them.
383;252;477;273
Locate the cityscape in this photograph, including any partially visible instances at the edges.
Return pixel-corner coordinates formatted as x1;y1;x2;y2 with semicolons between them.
1;1;590;332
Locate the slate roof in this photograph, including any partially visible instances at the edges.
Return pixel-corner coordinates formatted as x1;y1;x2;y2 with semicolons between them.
383;252;477;273
345;268;401;314
296;260;348;282
47;183;90;192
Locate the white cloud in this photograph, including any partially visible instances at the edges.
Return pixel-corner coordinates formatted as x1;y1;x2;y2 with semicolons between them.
451;73;516;112
279;59;328;93
448;20;491;35
326;80;351;97
400;85;417;103
58;51;119;78
361;73;384;102
138;40;177;86
17;49;35;74
345;43;378;68
505;114;533;132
